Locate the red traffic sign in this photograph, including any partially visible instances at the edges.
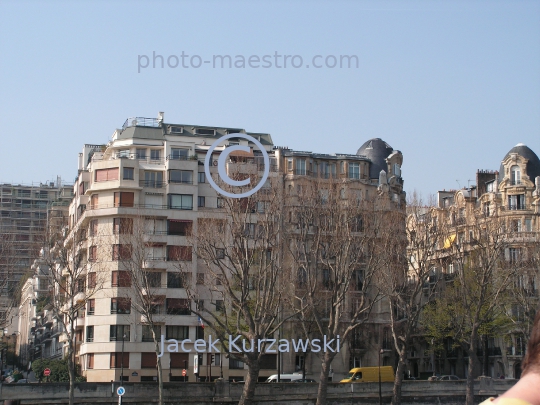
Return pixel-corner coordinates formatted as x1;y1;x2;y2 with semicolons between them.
182;369;187;377
43;368;51;376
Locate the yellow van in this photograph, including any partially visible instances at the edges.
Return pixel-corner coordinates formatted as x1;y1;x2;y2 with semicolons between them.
340;366;394;383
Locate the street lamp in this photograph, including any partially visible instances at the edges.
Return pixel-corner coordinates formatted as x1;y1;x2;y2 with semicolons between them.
120;333;127;382
378;348;391;405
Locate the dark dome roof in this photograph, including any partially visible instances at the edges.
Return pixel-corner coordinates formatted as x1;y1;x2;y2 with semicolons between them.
499;143;540;182
357;138;394;179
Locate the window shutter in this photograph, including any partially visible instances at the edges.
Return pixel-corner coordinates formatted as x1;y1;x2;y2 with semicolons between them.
141;352;157;368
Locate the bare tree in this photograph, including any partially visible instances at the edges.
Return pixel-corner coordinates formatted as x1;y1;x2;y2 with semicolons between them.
114;215;169;405
40;221;107;405
185;175;295;405
378;193;448;405
286;179;395;405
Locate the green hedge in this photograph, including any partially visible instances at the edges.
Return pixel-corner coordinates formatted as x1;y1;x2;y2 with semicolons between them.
31;358;86;382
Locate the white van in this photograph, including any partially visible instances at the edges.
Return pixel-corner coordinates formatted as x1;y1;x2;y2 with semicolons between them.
265;374;304;383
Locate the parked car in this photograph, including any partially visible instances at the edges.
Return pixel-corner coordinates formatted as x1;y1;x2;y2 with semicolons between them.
438;375;460;381
17;379;28;384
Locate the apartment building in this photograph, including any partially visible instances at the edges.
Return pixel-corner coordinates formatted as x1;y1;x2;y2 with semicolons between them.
274;138;405;381
405;143;540;380
65;114;276;382
0;180;72;335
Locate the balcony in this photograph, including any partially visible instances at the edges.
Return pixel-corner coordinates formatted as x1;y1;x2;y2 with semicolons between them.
166;154;198;162
508;204;526;211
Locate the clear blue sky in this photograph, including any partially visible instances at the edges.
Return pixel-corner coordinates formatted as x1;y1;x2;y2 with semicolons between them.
1;0;539;197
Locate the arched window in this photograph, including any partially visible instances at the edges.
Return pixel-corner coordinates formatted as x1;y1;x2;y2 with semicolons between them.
510;165;521;185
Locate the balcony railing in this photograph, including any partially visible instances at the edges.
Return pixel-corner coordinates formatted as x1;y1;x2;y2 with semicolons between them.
122;117;161;130
139;180;165;188
166;154;198;161
508;204;526;211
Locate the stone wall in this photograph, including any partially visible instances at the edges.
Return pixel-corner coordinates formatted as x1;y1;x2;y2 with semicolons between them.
0;378;516;405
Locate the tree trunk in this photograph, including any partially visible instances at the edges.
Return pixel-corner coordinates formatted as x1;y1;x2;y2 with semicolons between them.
239;359;260;405
153;337;164;405
465;337;479;405
316;352;335;405
67;337;75;405
392;350;407;405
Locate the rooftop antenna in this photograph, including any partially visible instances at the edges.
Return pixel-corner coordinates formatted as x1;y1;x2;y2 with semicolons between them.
456;180;462;189
467;179;473;189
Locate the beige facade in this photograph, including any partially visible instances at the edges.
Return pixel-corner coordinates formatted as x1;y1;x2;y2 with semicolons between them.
406;143;540;380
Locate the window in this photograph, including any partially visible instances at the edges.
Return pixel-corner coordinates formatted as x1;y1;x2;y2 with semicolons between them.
296;159;306;175
525;218;532;232
198;172;206;183
112;244;132;260
260;354;277;369
169;170;193;184
110;352;130;368
197;273;205;284
90;194;99;209
95;168;119;182
146;272;162;288
87;299;95;315
167;272;185;288
89;245;97;262
77;278;86;292
229;357;244;369
349;162;360;179
287;159;293;171
170;353;189;369
87;353;94;369
215;300;224;313
110;325;130;341
142;325;161;342
86;326;94;342
88;272;97;289
393;163;401;177
167;245;192;261
114;192;134;207
170;148;190;160
113;218;133;234
508;194;525;210
198;196;206;207
169;126;184;134
297;268;307;287
144;171;164;188
322;268;332;289
112;271;131;287
217;198;225;208
123;167;134;180
167;298;190;315
507;248;522;263
136;148;147;159
195;128;216;135
89;219;98;236
168;194;193;210
352;269;364;291
150;149;161;161
118;149;130;158
166;326;189;340
510;165;521;185
167;220;192;236
216;248;225;259
111;298;131;314
511;219;522;233
141;352;157;368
